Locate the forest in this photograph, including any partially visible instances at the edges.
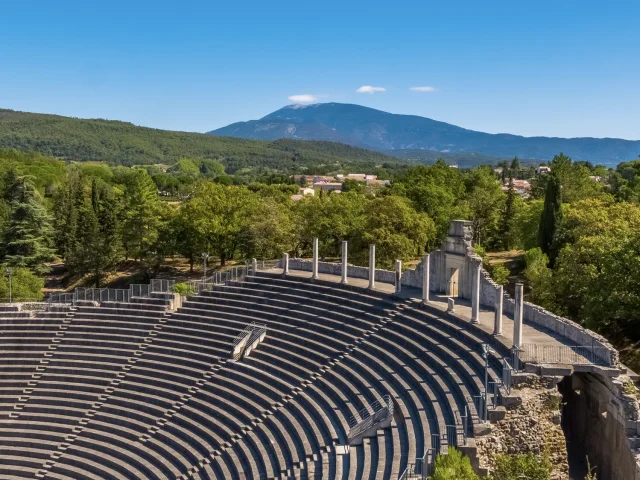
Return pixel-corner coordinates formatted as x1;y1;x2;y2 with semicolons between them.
1;145;640;368
0;109;406;173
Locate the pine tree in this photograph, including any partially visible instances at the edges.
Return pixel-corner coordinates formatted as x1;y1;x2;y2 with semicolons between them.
538;174;562;263
2;173;55;275
499;176;516;250
121;169;162;262
510;156;521;177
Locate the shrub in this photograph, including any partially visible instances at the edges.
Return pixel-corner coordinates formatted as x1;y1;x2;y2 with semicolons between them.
432;447;479;480
491;263;510;285
173;282;196;297
493;452;552;480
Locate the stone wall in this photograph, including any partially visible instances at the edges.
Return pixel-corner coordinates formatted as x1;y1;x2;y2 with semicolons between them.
479;266;617;366
560;373;640;480
287;258;396;284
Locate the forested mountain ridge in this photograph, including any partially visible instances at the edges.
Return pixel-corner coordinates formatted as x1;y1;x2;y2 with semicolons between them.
210;103;640;165
0;109;405;173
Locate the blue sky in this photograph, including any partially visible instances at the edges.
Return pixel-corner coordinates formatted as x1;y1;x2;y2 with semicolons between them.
1;0;638;139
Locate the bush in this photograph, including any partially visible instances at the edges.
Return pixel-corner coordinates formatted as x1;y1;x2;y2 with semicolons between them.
173;282;196;297
491;263;510;285
432;447;479;480
493;452;552;480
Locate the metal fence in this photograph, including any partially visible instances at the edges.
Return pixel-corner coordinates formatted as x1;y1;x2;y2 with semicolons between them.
255;259;281;271
48;293;75;305
129;284;151;298
519;344;612;367
150;279;175;294
74;288;130;303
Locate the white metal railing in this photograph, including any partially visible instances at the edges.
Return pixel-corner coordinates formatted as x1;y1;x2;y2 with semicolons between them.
150;279;175;294
48;293;74;305
229;322;267;360
129;284;151;298
74;288;130;303
348;395;393;441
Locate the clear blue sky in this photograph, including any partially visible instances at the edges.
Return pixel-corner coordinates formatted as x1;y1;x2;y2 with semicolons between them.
1;0;638;139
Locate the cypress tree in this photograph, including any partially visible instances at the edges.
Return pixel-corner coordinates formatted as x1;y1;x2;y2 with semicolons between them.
2;174;55;275
499;176;516;250
538;174;562;263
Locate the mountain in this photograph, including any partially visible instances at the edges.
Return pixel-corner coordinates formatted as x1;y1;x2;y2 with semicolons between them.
0;109;405;173
209;103;640;165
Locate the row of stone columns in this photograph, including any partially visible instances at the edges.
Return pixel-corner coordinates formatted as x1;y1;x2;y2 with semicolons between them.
468;261;523;349
283;240;524;349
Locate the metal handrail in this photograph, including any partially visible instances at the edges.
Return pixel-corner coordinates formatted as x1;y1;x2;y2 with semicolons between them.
349;394;392;428
502;357;513;394
348;395;394;441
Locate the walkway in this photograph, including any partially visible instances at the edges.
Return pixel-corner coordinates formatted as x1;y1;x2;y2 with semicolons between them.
269;269;619;372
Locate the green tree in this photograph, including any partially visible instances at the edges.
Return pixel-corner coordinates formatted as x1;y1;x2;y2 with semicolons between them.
499;176;516;250
2;172;55;274
184;182;258;265
119;169;164;262
464;166;506;246
432;447;478;480
510;156;520;175
293;192;366;260
67;180;122;286
538;174;562;263
513;199;543;251
391;160;468;247
523;248;554;308
242;199;295;260
0;265;44;301
341;178;366;194
172;205;208;272
491;263;510;285
361;196;435;268
493;453;552;480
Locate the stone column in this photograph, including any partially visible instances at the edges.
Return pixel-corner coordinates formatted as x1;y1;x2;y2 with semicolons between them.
493;285;503;336
513;283;524;349
341;241;348;284
470;262;481;324
395;260;402;293
283;253;289;276
368;244;376;290
251;258;257;276
312;237;319;280
422;253;430;304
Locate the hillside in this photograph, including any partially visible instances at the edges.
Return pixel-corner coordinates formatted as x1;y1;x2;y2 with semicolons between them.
0;109;406;174
210;103;640;165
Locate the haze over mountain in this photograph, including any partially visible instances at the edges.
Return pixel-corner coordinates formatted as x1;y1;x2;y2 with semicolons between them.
210;103;640;165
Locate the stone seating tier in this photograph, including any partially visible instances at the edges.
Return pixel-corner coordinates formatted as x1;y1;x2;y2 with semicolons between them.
0;273;500;479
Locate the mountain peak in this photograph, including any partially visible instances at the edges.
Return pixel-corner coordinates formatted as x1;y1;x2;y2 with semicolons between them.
209;102;640;164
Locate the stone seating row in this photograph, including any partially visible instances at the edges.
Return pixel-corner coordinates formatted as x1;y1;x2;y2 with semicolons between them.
0;275;501;479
